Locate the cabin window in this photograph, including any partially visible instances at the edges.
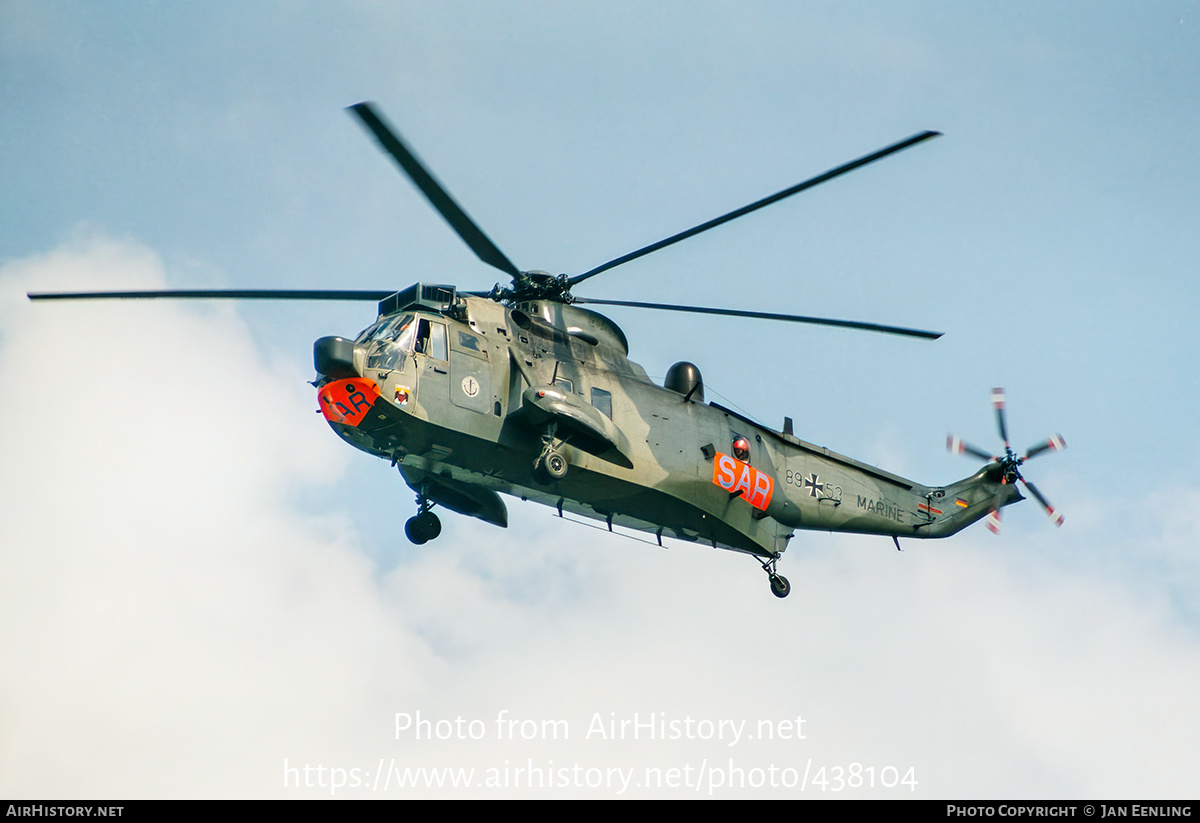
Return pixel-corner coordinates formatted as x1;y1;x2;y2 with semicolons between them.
456;330;484;353
591;387;613;419
552;361;577;394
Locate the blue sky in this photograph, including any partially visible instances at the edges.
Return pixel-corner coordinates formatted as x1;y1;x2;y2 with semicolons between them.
2;1;1198;798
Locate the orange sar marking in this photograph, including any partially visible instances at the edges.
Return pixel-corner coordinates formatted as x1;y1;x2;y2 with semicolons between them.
318;378;381;427
711;452;775;511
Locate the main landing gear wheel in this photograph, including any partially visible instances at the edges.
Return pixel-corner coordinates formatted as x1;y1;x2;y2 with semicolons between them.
542;451;568;480
405;510;441;544
533;422;570;484
405;489;442;545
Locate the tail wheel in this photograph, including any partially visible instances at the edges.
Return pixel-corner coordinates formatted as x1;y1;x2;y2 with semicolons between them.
759;555;791;598
770;574;791;598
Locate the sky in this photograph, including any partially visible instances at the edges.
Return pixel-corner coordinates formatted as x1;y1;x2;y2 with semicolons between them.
2;0;1199;799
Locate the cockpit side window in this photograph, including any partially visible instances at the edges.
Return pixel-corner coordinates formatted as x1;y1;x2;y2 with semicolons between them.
416;318;448;361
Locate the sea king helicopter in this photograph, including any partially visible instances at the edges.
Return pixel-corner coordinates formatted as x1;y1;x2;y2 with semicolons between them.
29;103;1066;597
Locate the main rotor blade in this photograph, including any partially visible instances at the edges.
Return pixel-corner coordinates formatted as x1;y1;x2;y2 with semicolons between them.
568;130;941;287
572;297;942;339
348;102;521;279
28;289;393;301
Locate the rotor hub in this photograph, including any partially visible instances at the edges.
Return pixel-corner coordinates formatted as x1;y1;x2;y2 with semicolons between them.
498;271;573;304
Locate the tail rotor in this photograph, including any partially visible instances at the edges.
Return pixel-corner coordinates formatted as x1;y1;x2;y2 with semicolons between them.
948;387;1067;533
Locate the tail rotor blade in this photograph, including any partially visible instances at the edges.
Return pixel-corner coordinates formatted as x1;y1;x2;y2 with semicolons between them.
991;387;1010;448
947;434;996;462
954;387;1066;535
1025;433;1067;461
1020;478;1065;527
985;508;1002;535
984;479;1010;534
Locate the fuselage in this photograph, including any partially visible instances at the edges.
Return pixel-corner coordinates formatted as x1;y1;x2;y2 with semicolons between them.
315;284;1019;559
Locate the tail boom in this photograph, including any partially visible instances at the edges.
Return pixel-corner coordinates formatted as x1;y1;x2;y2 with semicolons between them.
766;450;1024;540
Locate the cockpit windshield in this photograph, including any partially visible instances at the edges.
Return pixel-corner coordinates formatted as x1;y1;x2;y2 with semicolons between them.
361;312;417;371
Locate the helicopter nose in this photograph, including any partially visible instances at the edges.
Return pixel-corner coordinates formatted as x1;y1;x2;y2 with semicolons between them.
313;336;359;379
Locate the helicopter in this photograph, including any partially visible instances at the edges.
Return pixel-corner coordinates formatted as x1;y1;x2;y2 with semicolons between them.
28;102;1066;597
